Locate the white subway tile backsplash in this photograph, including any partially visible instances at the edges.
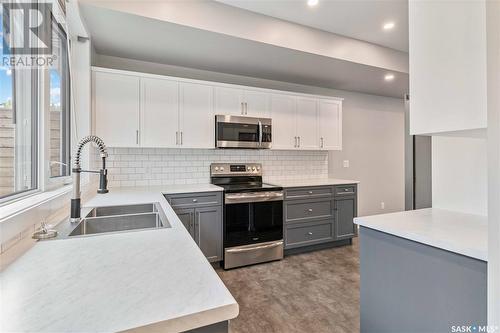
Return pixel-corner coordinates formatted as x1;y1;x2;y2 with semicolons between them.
105;148;328;187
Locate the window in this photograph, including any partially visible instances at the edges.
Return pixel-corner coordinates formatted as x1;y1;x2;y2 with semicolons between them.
48;20;70;178
0;2;71;202
0;6;38;200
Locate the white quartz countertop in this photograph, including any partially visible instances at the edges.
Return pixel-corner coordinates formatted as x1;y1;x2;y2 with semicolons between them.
1;187;238;333
272;178;360;188
354;208;488;261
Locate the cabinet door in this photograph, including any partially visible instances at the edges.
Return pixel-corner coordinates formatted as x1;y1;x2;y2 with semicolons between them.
319;99;342;150
270;94;296;150
179;83;215;148
141;78;179;148
94;71;140;147
244;90;270;117
334;196;357;240
214;87;244;116
175;208;195;239
296;97;319;150
195;206;222;262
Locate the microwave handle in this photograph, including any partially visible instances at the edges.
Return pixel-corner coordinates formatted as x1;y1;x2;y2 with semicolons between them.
258;120;263;146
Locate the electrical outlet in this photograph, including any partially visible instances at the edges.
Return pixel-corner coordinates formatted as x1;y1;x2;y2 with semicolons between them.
381;202;385;210
343;160;349;168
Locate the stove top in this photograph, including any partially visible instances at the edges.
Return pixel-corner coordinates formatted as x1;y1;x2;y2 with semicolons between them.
210;163;282;193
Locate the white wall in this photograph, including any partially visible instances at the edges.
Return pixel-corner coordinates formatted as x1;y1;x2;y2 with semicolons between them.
93;54;407;216
432;136;487;216
328;93;406;216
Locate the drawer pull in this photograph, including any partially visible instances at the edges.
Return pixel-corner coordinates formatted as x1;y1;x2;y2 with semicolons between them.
308;191;313;194
307;232;313;235
192;199;198;202
307;208;313;212
344;188;350;192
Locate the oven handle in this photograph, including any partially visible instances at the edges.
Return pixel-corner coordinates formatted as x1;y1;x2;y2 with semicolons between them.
225;191;283;204
226;241;283;253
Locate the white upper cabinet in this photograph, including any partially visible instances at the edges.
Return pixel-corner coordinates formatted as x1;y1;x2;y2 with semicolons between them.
409;0;487;135
93;71;140;147
296;97;319;150
271;94;296;150
141;78;179;148
214;87;244;116
215;87;270;117
318;99;342;150
92;67;343;150
179;82;215;149
243;90;270;118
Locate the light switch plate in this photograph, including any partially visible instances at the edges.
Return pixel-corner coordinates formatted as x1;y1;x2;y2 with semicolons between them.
343;160;349;168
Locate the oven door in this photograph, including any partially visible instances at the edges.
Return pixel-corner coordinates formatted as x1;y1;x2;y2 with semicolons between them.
216;115;272;148
224;196;283;248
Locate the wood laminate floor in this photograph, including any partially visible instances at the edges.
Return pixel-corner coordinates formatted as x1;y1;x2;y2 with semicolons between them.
216;240;360;333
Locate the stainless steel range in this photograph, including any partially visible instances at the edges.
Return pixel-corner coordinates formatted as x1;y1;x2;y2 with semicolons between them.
210;163;284;269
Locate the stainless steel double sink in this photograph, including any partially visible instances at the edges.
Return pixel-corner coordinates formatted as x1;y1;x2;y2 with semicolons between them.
68;203;170;237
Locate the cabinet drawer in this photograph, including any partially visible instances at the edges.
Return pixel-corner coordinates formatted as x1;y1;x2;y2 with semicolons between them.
165;192;222;208
285;220;334;249
334;185;357;196
285;186;333;200
285;199;333;222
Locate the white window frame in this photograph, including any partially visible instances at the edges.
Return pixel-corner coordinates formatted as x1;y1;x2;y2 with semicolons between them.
0;0;72;205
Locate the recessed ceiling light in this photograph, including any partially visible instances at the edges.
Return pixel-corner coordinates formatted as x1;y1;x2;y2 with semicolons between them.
307;0;319;7
384;73;395;81
383;21;395;30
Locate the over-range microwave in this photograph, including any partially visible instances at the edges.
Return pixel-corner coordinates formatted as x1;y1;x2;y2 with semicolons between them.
215;115;272;149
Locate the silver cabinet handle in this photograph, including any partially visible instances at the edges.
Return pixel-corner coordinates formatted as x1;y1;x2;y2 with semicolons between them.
294;136;297;148
321;137;324;148
192;198;198;202
307;232;313;235
245;102;248;115
298;136;301;147
241;102;244;115
175;131;179;145
136;130;139;145
258;120;263;147
180;131;183;145
196;212;201;245
308;191;313;194
307;208;313;212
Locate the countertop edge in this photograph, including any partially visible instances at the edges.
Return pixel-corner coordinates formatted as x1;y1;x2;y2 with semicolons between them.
127;303;239;333
357;224;487;262
354;209;488;262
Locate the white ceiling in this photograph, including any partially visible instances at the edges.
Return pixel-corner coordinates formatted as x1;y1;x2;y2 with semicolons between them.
80;4;408;98
216;0;409;52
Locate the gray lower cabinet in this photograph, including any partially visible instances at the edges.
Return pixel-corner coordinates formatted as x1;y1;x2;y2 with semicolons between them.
334;195;357;240
194;206;223;262
165;192;223;262
284;184;357;250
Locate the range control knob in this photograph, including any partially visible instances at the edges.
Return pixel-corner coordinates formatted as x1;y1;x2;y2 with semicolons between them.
220;167;224;172
252;167;256;171
215;167;219;171
247;167;251;171
257;167;260;171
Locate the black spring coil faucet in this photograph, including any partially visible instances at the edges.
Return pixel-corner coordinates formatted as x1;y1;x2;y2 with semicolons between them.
70;135;109;223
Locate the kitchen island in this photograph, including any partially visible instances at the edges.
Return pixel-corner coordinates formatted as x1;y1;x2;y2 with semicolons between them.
354;208;487;333
1;186;238;333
